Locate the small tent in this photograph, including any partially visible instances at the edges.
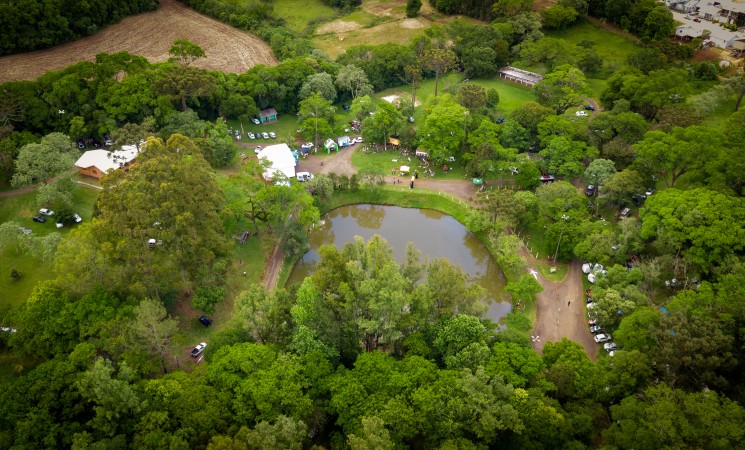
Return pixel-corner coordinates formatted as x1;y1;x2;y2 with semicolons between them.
324;138;339;153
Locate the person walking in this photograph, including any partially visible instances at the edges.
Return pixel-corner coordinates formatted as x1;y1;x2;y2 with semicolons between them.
410;180;414;189
415;170;418;179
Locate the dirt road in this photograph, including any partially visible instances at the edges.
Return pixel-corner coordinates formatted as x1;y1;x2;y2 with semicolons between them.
528;261;599;358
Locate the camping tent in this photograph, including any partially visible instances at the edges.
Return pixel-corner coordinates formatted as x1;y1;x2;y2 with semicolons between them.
324;139;339;153
257;143;296;180
399;165;410;175
415;149;428;158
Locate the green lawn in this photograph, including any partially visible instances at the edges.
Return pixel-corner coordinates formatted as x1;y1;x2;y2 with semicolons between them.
0;184;100;308
545;19;639;69
351;148;469;180
265;0;336;34
375;74;535;118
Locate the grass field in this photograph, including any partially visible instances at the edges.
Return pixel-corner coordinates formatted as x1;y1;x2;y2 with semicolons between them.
0;185;100;308
351;148;469;180
271;0;336;33
545;19;639;69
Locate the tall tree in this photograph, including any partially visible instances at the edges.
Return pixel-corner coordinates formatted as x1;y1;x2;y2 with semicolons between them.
168;39;206;66
532;64;589;114
11;132;77;187
336;65;374;100
129;298;179;373
420;48;457;97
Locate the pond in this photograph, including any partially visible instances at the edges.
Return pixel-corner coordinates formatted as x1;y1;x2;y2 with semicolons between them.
287;205;512;322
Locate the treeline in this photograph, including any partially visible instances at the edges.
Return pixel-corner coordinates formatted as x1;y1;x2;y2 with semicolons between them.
0;0;159;55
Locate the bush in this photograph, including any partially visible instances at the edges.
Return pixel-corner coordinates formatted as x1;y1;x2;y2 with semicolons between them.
192;286;224;313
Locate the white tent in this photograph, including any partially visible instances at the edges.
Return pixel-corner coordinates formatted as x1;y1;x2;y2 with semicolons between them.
257;143;296;180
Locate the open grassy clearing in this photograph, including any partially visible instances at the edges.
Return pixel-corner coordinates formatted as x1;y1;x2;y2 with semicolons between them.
351;148;469;180
271;0;336;33
0;185;99;308
0;0;276;84
545;20;638;69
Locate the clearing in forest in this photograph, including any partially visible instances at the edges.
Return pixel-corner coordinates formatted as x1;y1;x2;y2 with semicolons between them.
0;0;277;84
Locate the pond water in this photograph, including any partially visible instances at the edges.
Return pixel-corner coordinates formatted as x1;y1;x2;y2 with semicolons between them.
287;205;512;322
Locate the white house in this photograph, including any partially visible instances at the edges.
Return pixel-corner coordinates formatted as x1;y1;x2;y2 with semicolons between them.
75;145;139;179
257;143;296;181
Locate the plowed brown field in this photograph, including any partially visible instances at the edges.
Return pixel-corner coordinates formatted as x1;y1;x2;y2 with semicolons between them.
0;0;277;84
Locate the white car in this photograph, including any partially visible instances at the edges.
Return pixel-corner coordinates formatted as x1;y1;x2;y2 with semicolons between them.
247;132;255;139
73;213;82;223
104;139;113;146
39;208;54;216
55;222;64;228
575;111;588;117
594;334;612;343
296;172;314;182
191;342;207;358
254;146;262;155
262;132;269;139
301;142;314;149
604;342;618;352
586;302;597;309
252;118;261;125
269;132;276;139
590;325;603;334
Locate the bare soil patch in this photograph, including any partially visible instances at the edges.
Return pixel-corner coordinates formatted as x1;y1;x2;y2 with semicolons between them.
0;0;277;83
400;18;427;29
317;20;364;34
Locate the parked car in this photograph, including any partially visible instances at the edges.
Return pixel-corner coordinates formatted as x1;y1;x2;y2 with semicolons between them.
55;222;64;228
254;146;262;154
39;208;54;216
301;142;314;149
585;185;595;196
252;118;261;125
496;117;505;124
247;132;255;139
104;138;113;146
584;105;596;111
342;104;351;111
199;316;212;327
269;131;276;139
588;318;598;326
408;116;415;123
604;342;618;352
575;111;588;117
262;132;269;139
296;172;314;182
73;213;83;223
33;215;46;223
191;342;207;358
590;325;603;334
594;334;612;343
618;207;631;219
586;302;597;309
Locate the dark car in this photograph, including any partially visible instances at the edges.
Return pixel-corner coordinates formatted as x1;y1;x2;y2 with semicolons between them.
33;215;46;223
585;184;595;196
199;315;212;327
342;104;351;111
496;117;505;124
584;105;596;111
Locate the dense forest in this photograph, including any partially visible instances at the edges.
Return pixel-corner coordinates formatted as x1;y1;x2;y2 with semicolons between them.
1;0;745;447
0;0;159;55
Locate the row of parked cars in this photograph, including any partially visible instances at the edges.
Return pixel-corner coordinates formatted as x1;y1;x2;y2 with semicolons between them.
586;290;618;355
33;208;82;228
231;129;276;140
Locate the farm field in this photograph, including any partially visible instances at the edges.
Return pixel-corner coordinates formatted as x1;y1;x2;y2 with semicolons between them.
0;0;276;84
